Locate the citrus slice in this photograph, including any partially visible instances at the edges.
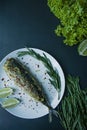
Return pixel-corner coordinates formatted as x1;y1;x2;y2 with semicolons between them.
0;87;13;98
2;98;20;108
78;39;87;56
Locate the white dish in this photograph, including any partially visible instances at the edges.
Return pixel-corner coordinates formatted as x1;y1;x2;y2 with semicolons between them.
0;48;65;119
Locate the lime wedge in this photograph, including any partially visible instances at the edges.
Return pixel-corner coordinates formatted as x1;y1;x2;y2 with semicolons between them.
78;39;87;56
0;87;13;98
2;98;20;108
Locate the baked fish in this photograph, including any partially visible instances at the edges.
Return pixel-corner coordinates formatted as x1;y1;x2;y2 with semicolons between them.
3;58;59;122
3;58;48;106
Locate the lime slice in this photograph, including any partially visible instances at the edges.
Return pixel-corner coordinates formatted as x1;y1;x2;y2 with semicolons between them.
0;87;13;98
78;39;87;56
2;98;20;108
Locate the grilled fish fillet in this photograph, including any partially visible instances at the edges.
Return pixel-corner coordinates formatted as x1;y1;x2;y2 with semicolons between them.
3;58;48;105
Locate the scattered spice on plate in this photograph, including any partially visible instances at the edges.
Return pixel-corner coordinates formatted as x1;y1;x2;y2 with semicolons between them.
35;64;40;68
30;105;32;107
36;102;38;106
1;78;4;81
37;64;39;68
44;77;46;80
18;92;21;95
48;88;51;92
29;99;33;102
45;72;47;75
4;84;7;87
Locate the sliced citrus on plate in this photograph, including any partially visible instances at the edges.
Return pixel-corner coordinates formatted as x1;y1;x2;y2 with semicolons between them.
2;98;20;108
0;87;13;98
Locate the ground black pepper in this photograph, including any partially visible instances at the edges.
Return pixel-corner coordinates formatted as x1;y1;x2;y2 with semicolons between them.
1;78;4;81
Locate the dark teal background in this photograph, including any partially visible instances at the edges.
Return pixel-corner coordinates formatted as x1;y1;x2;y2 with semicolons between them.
0;0;87;130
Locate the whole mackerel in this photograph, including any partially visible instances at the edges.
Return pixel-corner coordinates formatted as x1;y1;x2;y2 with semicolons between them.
3;58;48;106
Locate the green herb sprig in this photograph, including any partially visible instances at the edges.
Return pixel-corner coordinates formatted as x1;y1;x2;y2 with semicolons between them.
58;75;87;130
17;48;61;91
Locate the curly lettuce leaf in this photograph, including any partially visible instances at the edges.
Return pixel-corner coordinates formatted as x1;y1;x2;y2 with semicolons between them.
47;0;87;46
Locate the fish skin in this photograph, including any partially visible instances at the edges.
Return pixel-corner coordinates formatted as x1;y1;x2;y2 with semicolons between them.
3;58;48;106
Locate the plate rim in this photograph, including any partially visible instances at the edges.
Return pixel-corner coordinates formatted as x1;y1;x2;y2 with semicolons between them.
0;48;65;119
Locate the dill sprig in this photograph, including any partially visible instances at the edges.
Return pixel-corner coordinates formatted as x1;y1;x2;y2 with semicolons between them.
17;48;61;91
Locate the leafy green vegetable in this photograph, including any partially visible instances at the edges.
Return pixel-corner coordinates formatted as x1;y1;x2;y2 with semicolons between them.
47;0;87;46
18;48;61;92
58;75;87;130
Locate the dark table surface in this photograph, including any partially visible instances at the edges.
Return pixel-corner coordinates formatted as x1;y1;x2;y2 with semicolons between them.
0;0;87;130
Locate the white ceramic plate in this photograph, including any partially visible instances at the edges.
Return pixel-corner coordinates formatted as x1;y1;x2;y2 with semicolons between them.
0;48;65;119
